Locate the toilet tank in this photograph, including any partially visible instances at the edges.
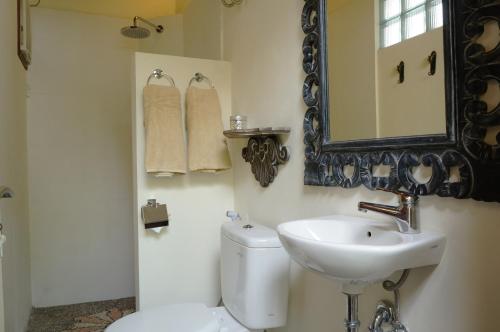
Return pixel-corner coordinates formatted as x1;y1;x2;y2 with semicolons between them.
221;221;290;330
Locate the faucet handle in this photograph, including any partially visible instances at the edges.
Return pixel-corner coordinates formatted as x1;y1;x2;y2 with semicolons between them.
376;187;418;202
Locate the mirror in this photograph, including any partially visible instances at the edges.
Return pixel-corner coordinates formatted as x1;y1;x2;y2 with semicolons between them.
326;0;446;142
301;0;500;202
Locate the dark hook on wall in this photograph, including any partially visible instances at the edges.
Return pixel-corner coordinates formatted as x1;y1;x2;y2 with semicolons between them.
397;61;405;84
428;51;437;76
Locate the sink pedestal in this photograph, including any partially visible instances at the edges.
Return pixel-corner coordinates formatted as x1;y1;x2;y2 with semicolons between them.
344;293;360;332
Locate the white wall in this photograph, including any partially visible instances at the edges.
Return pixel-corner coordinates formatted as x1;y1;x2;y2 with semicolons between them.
133;53;233;310
221;1;500;332
26;7;202;308
377;28;446;137
328;0;377;141
0;1;32;331
183;0;222;60
138;15;185;56
27;8;140;307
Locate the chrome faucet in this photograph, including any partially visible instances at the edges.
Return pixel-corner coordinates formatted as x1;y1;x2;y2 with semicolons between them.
358;188;419;234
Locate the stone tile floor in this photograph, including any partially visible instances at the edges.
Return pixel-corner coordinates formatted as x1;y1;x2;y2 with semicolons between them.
27;297;135;332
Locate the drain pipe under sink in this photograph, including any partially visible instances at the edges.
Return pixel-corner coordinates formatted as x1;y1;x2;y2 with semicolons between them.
344;293;360;332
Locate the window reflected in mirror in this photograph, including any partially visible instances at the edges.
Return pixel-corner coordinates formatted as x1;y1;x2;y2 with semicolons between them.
380;0;443;47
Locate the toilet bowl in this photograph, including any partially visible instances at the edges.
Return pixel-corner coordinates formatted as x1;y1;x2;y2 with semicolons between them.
106;221;290;332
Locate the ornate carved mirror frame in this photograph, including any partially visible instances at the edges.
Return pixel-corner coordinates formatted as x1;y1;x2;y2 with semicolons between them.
302;0;500;202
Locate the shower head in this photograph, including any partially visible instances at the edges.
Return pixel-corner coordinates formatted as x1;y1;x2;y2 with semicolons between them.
121;16;164;39
121;25;151;39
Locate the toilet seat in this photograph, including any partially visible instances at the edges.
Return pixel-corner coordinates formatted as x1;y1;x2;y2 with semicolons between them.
105;303;220;332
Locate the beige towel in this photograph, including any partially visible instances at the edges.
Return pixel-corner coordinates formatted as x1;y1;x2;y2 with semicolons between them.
186;87;231;172
143;84;187;176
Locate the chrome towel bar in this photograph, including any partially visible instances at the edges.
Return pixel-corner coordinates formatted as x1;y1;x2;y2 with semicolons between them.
188;72;214;88
147;68;176;87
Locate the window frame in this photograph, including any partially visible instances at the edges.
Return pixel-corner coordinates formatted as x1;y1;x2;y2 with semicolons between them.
380;0;443;48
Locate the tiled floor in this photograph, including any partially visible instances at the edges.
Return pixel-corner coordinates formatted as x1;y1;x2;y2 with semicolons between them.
27;297;135;332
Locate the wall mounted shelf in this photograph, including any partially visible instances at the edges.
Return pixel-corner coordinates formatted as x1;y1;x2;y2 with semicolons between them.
224;128;291;187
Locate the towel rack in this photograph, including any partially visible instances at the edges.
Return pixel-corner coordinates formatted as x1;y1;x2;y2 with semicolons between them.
147;69;176;87
188;72;214;88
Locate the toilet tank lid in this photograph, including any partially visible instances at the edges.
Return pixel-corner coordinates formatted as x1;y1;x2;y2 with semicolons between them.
222;221;282;248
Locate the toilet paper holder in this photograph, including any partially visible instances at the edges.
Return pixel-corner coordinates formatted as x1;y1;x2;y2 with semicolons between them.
141;199;169;229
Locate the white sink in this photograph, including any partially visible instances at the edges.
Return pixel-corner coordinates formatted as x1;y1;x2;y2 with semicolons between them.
277;215;445;294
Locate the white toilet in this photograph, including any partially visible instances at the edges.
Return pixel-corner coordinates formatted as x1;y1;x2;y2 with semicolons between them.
106;221;291;332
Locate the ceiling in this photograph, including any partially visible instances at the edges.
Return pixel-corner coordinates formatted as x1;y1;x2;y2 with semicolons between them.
36;0;192;19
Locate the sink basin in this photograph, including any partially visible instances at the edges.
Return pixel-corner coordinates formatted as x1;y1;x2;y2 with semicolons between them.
277;215;445;293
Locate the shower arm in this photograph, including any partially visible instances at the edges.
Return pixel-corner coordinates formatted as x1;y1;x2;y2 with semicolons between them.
133;16;164;33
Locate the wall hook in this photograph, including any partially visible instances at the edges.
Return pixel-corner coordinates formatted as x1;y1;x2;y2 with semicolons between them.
397;61;405;84
0;186;14;199
428;51;437;76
